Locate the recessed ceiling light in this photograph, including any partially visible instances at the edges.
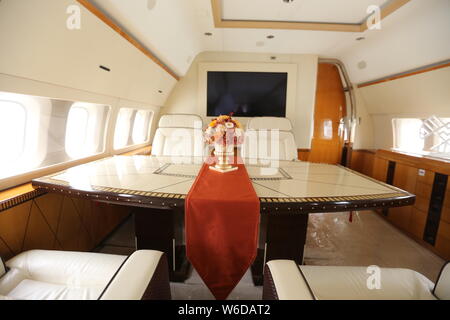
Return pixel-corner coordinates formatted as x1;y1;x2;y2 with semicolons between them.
204;32;213;36
147;0;157;10
356;37;365;41
256;41;265;47
158;90;163;94
270;56;277;60
267;35;275;39
357;61;367;70
283;0;294;3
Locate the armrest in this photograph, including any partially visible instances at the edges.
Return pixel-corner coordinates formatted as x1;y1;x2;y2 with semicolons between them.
264;260;315;300
100;250;171;300
434;261;450;300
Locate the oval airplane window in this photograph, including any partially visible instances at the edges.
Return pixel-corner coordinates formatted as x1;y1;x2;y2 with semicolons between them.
392;118;425;153
114;108;136;150
0;92;50;181
132;110;152;144
65;102;110;159
65;105;89;159
0;100;26;178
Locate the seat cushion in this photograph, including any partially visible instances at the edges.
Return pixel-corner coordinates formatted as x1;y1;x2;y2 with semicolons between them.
1;250;126;300
265;260;437;300
7;279;101;300
158;114;202;129
0;250;169;300
300;265;436;300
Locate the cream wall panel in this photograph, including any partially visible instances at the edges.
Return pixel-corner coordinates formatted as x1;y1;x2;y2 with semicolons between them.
352;87;375;149
163;51;318;148
359;67;450;150
360;67;450;116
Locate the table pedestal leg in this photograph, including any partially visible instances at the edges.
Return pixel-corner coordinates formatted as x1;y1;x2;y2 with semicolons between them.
251;213;309;286
134;207;191;282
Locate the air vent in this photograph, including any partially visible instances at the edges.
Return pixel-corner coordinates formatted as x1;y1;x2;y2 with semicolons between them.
99;65;111;72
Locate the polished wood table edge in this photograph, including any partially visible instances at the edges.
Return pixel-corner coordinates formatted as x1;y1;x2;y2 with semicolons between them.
31;184;415;214
31;179;184;210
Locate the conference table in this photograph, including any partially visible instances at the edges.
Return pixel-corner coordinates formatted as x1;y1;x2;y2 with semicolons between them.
32;155;415;285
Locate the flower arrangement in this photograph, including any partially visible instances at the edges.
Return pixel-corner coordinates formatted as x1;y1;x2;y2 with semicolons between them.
204;114;244;146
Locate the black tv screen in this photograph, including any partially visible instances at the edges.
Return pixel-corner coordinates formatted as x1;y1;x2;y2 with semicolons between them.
207;71;287;117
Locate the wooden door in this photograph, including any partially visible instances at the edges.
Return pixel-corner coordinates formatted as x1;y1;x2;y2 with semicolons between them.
308;63;347;164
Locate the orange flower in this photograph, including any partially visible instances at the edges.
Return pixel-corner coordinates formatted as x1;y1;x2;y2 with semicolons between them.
233;120;242;129
209;120;217;127
218;115;230;122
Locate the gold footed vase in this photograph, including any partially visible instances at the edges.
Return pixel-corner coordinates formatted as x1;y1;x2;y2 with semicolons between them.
209;143;238;173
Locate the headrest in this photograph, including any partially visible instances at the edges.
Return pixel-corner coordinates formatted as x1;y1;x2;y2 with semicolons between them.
158;114;203;129
247;117;293;131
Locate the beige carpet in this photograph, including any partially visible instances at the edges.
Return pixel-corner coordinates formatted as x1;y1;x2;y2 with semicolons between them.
97;210;445;300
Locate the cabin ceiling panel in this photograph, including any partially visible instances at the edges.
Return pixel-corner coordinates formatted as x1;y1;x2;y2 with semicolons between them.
218;28;357;56
336;0;450;84
14;0;445;85
221;0;388;24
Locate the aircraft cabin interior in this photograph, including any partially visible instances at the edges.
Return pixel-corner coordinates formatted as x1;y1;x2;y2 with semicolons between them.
0;0;449;305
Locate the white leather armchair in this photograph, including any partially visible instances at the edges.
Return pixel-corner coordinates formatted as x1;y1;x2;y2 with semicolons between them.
241;117;298;161
0;250;171;300
151;114;204;157
263;260;450;300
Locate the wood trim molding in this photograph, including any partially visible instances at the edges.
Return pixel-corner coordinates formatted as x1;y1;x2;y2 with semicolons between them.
211;0;410;33
353;149;377;154
358;60;450;88
376;149;450;176
76;0;180;81
0;184;46;213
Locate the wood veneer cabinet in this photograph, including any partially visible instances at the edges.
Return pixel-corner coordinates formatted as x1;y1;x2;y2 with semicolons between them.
351;149;450;259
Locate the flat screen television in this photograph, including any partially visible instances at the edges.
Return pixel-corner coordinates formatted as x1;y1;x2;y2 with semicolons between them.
207;71;287;117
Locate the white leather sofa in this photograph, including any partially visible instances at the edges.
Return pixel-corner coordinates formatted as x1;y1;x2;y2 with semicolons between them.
151;114;204;157
0;250;171;300
263;260;450;300
241;117;298;161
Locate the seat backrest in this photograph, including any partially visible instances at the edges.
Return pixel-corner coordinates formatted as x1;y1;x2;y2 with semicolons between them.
151;114;204;157
434;261;450;300
241;117;298;161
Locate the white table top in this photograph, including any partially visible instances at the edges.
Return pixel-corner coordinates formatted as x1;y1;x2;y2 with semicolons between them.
34;156;407;204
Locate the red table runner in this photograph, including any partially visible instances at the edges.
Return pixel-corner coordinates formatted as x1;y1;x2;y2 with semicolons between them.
185;159;260;300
